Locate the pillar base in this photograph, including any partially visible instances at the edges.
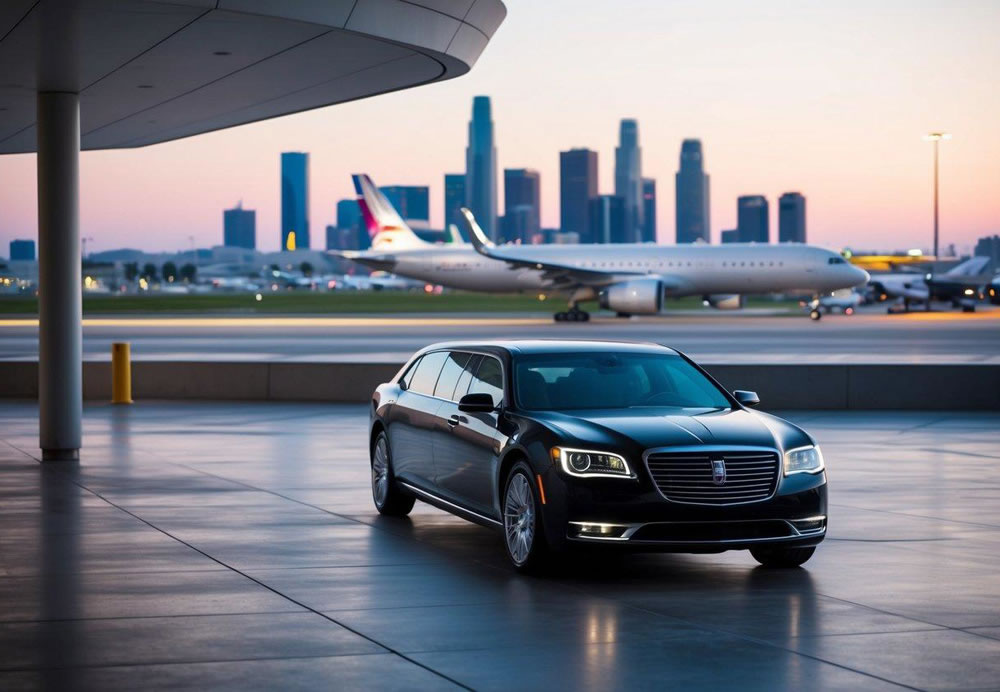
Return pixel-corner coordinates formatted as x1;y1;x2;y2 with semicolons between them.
42;448;79;462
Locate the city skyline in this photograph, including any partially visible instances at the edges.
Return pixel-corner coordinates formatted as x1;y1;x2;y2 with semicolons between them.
0;1;996;254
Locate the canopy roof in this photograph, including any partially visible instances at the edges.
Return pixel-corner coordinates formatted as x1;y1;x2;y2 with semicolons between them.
0;0;505;153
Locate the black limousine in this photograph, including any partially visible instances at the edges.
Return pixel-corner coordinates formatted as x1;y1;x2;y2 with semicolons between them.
369;340;827;572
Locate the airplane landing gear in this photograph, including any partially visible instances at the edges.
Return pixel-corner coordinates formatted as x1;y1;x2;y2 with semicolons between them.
554;309;590;322
807;296;822;321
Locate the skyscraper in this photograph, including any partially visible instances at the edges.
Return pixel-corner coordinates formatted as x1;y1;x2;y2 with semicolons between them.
614;119;643;242
675;139;710;244
336;198;367;250
641;178;657;243
281;152;309;251
560;148;598;243
778;192;806;243
737;195;769;243
379;186;429;222
223;202;256;249
9;239;35;261
588;195;626;244
720;229;740;244
502;168;541;244
465;96;497;240
444;174;466;232
975;234;1000;266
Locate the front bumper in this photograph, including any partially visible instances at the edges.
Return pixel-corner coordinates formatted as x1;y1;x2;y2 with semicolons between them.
539;465;827;553
566;515;826;552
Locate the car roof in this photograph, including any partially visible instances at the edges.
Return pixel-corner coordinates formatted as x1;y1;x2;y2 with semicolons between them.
418;339;679;357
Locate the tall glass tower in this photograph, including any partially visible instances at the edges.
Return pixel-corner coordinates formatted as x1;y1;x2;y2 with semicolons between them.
737;195;769;243
281;152;309;251
614;119;643;243
778;192;806;243
465;96;497;240
559;148;598;243
675;139;710;244
444;174;466;234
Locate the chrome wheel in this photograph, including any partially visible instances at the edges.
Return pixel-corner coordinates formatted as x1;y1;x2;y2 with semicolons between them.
504;473;535;565
372;437;389;508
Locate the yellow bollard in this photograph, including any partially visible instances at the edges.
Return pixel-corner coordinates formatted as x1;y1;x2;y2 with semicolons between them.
111;342;133;404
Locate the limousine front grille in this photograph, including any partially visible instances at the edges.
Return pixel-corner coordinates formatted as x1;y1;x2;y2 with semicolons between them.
645;450;780;505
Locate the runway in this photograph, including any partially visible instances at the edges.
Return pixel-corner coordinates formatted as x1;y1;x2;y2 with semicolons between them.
0;306;997;363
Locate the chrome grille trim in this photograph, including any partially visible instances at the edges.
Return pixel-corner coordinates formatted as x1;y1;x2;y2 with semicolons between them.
644;446;781;506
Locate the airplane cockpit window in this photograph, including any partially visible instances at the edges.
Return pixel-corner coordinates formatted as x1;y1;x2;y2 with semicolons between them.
828;257;847;264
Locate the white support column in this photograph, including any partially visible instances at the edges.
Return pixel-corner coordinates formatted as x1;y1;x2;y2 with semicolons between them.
37;91;82;461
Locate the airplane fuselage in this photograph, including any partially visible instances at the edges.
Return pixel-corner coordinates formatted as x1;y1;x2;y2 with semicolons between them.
385;243;865;296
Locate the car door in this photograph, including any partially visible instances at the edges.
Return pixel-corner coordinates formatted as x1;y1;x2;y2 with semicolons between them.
433;353;505;518
385;350;448;487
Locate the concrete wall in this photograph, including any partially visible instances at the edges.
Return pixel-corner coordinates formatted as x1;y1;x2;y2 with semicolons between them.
1;361;998;410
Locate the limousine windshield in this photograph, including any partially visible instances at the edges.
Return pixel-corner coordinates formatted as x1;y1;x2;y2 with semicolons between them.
514;352;731;411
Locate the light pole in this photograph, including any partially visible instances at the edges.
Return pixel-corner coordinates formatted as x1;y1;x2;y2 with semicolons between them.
923;132;951;273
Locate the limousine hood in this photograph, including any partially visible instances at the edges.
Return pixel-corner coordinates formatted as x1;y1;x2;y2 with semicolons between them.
526;407;808;452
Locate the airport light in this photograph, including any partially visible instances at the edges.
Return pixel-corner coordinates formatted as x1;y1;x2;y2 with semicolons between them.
923;132;951;275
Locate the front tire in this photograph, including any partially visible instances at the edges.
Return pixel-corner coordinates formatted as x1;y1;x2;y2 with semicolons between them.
750;545;815;568
371;432;415;516
809;309;822;321
502;463;550;572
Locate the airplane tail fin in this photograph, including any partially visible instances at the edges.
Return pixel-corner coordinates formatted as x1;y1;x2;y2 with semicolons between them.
352;174;430;251
942;256;991;278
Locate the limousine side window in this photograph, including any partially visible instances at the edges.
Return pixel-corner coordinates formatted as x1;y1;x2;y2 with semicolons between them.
399;357;421;390
468;356;504;404
434;351;472;399
452;354;483;400
407;351;448;396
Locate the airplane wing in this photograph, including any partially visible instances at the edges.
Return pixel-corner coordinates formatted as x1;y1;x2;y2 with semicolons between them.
457;208;677;290
326;249;397;272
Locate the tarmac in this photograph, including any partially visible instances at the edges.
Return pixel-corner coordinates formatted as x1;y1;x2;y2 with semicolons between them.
0;306;998;363
2;401;999;690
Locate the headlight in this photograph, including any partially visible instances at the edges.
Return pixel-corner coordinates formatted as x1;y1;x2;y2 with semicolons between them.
783;445;825;475
552;447;632;478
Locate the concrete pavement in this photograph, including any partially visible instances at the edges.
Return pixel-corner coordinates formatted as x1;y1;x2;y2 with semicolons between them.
2;402;999;690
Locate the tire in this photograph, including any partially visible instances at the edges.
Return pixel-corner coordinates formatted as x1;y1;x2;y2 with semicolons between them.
809;309;822;321
502;462;551;573
750;545;816;568
371;432;415;516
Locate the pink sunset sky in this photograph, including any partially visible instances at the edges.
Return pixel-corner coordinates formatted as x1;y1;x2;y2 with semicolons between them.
1;0;998;255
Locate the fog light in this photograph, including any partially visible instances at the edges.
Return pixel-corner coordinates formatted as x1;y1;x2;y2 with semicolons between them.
791;516;827;533
570;522;628;539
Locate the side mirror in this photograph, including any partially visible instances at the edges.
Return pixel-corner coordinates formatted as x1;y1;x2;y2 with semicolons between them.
733;390;760;407
458;392;496;413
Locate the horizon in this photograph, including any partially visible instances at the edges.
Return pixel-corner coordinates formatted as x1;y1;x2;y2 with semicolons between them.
1;0;998;256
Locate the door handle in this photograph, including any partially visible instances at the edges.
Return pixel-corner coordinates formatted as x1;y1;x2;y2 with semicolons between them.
447;415;466;427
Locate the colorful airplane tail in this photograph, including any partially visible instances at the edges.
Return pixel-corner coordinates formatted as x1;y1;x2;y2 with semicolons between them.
352;174;430;251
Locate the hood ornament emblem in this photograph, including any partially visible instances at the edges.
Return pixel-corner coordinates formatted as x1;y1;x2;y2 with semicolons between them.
711;459;727;486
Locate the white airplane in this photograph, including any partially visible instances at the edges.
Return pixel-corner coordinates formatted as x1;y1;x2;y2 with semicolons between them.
333;174;869;321
869;256;993;313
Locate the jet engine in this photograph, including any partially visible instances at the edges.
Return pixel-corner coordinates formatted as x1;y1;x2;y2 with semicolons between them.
703;294;744;310
598;278;663;314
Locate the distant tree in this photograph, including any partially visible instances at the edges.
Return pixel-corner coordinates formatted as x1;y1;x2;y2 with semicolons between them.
141;263;158;280
180;263;197;283
162;261;178;282
123;262;139;282
299;261;314;278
